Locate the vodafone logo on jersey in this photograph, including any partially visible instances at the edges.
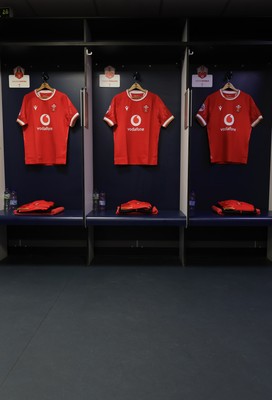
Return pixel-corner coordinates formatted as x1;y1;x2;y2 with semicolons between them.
221;113;236;132
131;115;141;126
224;114;234;126
37;114;53;131
127;114;144;132
40;114;50;126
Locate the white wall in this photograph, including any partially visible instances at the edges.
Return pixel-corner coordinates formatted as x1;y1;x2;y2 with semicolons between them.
179;48;189;219
0;61;5;209
0;60;8;261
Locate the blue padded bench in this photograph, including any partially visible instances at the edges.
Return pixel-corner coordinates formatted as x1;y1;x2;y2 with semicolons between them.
86;210;186;226
189;210;272;227
0;210;83;226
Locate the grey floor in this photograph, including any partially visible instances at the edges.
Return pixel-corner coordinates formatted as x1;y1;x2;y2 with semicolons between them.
1;250;272;400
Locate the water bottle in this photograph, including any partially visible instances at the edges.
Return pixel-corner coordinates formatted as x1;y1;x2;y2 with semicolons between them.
189;190;196;213
4;188;11;213
92;189;99;212
9;190;18;211
99;192;106;211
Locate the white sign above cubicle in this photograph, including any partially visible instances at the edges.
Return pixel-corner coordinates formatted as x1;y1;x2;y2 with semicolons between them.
99;74;120;87
99;65;120;87
192;65;213;87
192;74;213;87
9;66;30;88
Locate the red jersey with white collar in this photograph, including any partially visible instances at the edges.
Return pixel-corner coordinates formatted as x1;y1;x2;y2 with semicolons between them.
196;89;263;164
104;90;174;165
17;89;79;165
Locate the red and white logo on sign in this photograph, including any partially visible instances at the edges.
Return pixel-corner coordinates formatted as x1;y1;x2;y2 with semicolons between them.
13;66;24;79
197;65;208;79
104;65;115;79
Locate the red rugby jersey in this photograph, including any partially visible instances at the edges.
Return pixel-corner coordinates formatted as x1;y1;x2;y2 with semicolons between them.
196;89;263;164
104;90;174;165
17;89;79;165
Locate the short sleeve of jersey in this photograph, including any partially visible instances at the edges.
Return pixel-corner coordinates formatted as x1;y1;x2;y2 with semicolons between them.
196;97;209;127
249;96;263;127
63;95;80;127
17;94;29;126
155;95;174;127
104;97;117;127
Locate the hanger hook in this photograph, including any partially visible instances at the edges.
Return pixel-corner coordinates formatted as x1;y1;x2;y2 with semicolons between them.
42;72;49;82
225;71;233;82
132;72;141;82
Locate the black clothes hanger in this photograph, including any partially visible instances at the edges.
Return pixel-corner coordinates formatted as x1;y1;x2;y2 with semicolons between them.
221;81;239;92
36;72;55;92
221;71;239;92
127;72;146;93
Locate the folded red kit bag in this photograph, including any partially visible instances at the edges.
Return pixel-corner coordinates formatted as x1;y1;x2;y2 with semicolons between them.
13;200;64;215
212;199;260;215
116;200;158;215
